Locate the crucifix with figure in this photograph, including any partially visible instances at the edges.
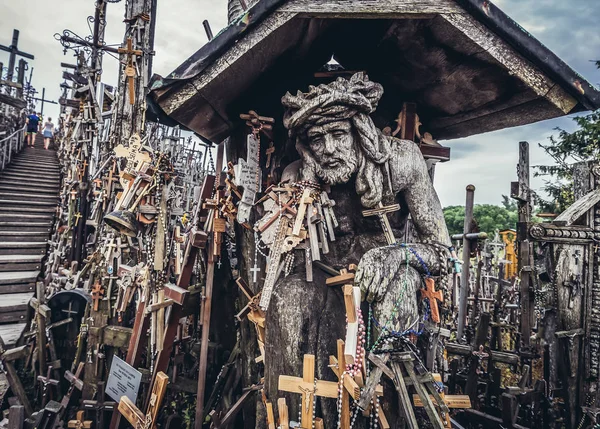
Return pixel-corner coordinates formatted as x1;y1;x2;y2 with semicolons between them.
278;354;339;428
117;37;142;105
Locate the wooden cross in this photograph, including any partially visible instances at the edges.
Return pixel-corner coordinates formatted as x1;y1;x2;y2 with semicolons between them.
265;142;275;168
413;373;472;428
118;371;168;429
361;202;400;245
117;37;143;105
61;362;85;410
113;134;151;175
235;277;265;362
257;193;297;233
91;281;104;312
74;212;82;227
293;188;313;236
68;411;92;429
278;354;339;428
37;366;59;406
0;339;32;416
421;277;443;324
82;382;116;428
329;340;353;428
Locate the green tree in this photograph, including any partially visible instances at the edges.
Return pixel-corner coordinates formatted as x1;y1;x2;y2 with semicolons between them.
534;61;600;213
443;202;518;237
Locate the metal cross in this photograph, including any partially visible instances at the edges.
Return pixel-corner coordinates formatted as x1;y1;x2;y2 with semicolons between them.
250;263;261;283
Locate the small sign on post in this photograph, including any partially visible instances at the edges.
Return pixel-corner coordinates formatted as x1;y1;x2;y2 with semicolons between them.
106;356;142;403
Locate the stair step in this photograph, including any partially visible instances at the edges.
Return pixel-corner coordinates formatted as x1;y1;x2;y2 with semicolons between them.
0;271;38;285
0;185;58;195
0;192;58;201
0;175;60;185
0;323;27;343
0;181;59;190
0;214;53;223
0;231;52;242
0;199;57;207
4;165;60;174
0;242;46;255
0;255;43;272
1;170;60;179
0;255;43;263
0;206;57;214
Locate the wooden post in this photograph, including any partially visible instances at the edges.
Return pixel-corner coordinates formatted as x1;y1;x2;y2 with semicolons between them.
194;143;225;428
514;141;533;348
457;185;475;340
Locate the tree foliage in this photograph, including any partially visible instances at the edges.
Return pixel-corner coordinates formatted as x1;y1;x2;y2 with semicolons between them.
443;198;518;237
534;62;600;213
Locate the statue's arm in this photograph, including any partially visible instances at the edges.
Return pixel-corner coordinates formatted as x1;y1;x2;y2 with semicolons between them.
390;139;451;247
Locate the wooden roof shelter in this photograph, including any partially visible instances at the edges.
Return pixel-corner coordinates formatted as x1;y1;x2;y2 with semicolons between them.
148;0;600;143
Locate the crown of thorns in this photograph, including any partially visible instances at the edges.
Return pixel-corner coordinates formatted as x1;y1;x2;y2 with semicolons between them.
282;72;384;135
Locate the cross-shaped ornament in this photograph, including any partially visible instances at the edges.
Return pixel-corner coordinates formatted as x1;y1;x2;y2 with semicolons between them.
82;382;116;428
117;37;143;105
113;134;151;175
91;281;104;312
250;263;261;283
362;202;400;245
278;354;339;428
61;362;85;410
74;212;82;227
68;411;92;429
37;366;60;406
421;277;444;323
118;371;169;429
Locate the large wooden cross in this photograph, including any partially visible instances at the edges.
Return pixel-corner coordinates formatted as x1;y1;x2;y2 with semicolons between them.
0;29;34;84
0;339;32;416
278;354;338;428
118;371;168;429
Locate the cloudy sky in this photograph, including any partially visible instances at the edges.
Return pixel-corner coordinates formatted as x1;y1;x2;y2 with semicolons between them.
1;0;599;207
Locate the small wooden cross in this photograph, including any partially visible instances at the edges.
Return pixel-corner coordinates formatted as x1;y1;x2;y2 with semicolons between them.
265;142;275;168
61;362;85;410
68;411;92;429
82;381;116;428
293;188;314;236
257;193;297;233
91;281;104;312
361;202;400;245
117;37;143;105
421;277;443;324
37;366;59;406
235;277;265;362
74;212;82;227
118;371;169;429
278;354;338;428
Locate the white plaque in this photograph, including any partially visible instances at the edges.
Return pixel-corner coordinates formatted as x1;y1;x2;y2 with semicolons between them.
106;356;142;403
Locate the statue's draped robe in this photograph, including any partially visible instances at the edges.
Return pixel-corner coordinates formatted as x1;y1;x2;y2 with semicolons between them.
264;179;423;428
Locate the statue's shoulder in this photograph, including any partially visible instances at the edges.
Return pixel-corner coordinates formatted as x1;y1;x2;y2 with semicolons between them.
281;159;302;182
386;135;424;161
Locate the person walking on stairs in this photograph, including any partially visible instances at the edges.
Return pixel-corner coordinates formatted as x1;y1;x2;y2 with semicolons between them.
25;111;40;147
42;117;54;150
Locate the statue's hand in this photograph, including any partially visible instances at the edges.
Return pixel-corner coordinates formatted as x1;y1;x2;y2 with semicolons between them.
355;247;402;303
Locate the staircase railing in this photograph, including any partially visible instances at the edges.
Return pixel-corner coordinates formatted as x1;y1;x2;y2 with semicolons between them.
0;125;26;171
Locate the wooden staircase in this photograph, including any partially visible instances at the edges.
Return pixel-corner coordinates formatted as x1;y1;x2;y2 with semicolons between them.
0;134;59;347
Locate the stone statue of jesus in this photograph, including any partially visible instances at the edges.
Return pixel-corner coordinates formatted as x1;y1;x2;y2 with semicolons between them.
263;73;452;428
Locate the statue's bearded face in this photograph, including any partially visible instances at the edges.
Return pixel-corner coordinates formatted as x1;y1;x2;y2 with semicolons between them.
306;120;359;185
